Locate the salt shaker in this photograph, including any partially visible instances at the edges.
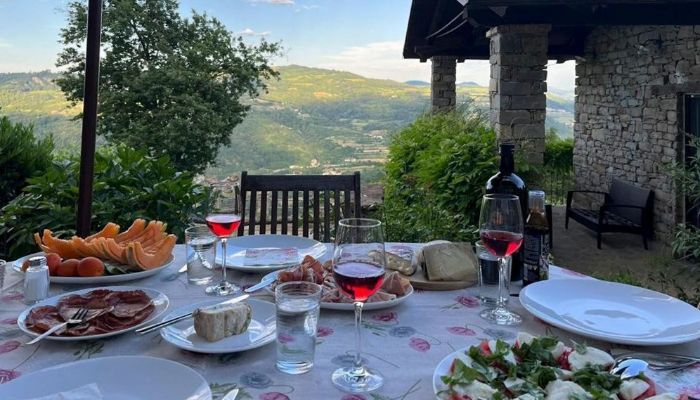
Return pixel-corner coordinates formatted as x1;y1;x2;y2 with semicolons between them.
24;256;49;304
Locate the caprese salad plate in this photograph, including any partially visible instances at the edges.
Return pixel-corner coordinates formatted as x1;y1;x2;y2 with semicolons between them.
433;332;687;400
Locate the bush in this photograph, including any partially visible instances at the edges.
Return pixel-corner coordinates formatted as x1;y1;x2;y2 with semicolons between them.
518;129;574;204
670;137;700;263
382;108;498;242
0;116;54;208
0;145;207;259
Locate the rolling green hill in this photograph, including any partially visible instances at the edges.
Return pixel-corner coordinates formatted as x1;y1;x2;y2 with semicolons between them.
0;65;574;181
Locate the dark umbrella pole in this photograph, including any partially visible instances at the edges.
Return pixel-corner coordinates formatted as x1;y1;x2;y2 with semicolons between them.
76;0;103;237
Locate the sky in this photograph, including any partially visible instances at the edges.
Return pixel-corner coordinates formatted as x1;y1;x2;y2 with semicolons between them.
0;0;575;90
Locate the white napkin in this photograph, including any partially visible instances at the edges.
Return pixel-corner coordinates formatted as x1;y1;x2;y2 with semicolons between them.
244;248;299;266
28;383;103;400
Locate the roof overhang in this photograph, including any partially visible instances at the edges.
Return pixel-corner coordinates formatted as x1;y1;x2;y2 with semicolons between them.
404;0;700;61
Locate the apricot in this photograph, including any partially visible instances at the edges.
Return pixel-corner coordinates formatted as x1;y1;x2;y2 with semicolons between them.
21;259;30;272
46;253;62;276
57;259;80;277
77;257;105;277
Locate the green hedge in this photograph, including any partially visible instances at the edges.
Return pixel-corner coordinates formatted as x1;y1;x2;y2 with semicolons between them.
0;145;207;259
382;109;498;242
0;116;54;208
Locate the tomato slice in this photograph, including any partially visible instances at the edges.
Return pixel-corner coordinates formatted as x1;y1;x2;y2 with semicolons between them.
479;341;491;355
556;349;572;370
633;378;656;400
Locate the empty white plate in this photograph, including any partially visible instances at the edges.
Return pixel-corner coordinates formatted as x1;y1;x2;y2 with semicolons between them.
520;279;700;345
0;356;211;400
160;298;276;353
217;235;327;272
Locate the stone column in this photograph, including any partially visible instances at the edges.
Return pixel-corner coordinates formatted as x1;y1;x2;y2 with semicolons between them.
487;24;551;164
431;56;457;113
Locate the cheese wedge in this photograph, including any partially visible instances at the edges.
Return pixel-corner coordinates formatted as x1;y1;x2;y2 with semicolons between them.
193;302;252;342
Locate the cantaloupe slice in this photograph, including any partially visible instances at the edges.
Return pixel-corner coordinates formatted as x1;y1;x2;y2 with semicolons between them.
129;221;162;244
40;230;82;259
115;219;146;243
127;235;176;270
103;238;129;265
85;222;120;242
71;236;96;258
34;233;54;254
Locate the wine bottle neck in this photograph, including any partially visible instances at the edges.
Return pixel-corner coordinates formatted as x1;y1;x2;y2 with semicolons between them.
500;152;514;175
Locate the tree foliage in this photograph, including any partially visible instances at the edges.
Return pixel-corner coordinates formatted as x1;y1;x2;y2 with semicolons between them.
0;145;207;259
0;115;54;208
56;0;281;173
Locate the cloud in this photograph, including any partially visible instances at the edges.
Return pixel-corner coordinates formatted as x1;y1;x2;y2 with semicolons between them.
295;4;319;12
247;0;294;5
314;40;575;90
238;28;271;37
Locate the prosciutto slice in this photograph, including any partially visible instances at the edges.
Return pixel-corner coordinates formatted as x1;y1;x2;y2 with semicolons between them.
25;289;154;337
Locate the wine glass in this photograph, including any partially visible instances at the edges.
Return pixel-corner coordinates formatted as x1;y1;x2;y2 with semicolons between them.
331;218;386;393
478;194;524;325
204;182;242;296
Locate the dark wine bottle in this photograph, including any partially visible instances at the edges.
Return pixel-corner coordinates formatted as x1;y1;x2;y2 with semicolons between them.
485;143;528;281
523;190;550;286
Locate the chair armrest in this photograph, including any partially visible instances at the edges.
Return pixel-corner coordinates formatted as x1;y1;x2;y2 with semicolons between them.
567;190;610;210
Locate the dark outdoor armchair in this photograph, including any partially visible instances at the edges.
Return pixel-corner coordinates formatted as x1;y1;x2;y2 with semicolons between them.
565;179;654;249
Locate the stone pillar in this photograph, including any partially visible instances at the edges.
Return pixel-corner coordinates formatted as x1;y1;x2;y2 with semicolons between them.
431;56;457;113
487;24;550;164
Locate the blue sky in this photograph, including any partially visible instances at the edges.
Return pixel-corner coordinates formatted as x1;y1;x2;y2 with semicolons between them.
0;0;574;89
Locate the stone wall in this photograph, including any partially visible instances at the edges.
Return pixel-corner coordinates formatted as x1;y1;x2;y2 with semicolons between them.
488;24;550;164
431;56;457;113
574;25;700;237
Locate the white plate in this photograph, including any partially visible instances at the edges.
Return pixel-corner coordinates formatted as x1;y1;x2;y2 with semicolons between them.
520;279;700;345
217;235;327;273
13;252;174;284
0;356;211;400
18;286;169;341
262;270;414;311
160;298;276;354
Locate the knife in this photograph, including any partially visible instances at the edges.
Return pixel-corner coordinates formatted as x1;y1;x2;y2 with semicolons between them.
135;293;250;335
244;273;278;293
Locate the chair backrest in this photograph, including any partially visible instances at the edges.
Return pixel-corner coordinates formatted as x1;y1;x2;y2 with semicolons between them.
238;171;362;242
608;178;654;225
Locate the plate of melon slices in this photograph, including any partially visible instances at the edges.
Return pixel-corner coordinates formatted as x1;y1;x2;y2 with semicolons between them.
13;219;176;284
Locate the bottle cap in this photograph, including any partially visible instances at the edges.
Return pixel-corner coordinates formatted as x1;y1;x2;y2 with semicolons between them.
528;190;545;210
28;256;47;268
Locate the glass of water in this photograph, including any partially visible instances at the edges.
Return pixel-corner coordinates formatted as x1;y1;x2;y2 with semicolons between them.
185;226;217;285
475;241;510;306
275;281;322;375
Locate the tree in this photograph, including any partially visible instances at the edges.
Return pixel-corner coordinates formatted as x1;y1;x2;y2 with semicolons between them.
56;0;281;173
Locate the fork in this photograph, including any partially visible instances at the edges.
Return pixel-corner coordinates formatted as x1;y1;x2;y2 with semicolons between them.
24;307;90;345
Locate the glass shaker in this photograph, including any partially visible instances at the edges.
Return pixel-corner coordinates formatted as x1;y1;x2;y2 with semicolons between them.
24;256;49;304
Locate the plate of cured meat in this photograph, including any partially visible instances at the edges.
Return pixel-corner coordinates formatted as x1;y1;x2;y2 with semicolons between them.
264;256;414;311
18;286;169;341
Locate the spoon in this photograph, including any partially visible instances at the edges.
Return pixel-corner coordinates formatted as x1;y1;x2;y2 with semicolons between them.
610;358;649;380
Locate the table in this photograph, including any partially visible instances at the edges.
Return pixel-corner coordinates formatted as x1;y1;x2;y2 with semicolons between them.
2;243;700;399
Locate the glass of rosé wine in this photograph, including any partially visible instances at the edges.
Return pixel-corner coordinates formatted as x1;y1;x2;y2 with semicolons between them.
478;194;524;325
331;218;386;393
205;182;242;296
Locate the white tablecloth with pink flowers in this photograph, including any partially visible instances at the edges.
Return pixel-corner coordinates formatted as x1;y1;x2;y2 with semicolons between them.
1;243;699;399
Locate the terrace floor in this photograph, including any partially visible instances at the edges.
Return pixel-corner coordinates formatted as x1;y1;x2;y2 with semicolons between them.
549;206;698;297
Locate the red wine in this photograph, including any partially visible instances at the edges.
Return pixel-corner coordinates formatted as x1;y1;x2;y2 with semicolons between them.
486;143;527;281
481;230;523;258
206;214;241;238
333;261;385;302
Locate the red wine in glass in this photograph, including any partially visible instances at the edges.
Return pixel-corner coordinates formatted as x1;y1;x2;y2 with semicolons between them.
480;229;523;258
206;214;241;238
333;261;386;302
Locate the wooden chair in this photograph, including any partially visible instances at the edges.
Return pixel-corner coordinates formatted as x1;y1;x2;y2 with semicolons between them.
238;171;362;242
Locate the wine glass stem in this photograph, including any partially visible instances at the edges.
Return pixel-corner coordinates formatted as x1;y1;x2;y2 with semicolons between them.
220;237;228;285
496;256;508;310
353;301;364;371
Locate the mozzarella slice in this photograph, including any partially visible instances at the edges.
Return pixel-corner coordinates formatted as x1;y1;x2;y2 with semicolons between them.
550;341;569;360
545;380;589;400
516;331;537;346
516;394;539;400
488;340;517;364
453;380;497;400
453;352;474;368
553;367;573;380
567;347;614;371
646;393;679;400
504;377;526;391
619;379;651;400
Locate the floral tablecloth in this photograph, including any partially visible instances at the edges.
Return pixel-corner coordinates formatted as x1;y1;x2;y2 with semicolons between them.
1;243;699;399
